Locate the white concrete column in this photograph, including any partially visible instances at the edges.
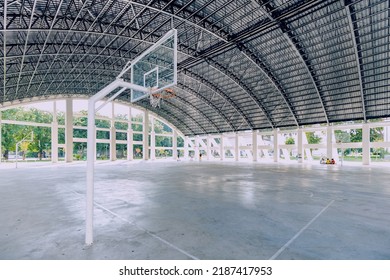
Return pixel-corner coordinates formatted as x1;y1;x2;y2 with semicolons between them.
150;131;155;160
220;134;224;161
127;128;133;161
110;126;116;161
184;136;189;159
65;98;73;162
150;117;156;160
127;107;133;161
327;125;333;159
173;130;178;160
362;123;371;165
143;110;149;160
273;129;279;162
207;135;211;161
51;101;58;163
252;130;258;162
109;103;116;161
235;133;239;161
297;128;303;163
94;127;97;161
195;136;200;160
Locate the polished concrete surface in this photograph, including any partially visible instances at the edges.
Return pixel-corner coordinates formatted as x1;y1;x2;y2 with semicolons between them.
0;160;389;260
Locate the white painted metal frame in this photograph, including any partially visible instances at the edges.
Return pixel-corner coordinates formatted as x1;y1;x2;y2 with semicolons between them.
86;29;177;245
86;79;148;245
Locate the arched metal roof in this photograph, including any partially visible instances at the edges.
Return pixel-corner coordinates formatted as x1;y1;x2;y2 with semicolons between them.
1;0;389;135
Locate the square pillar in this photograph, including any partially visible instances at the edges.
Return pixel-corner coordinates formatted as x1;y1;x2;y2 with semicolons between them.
235;133;239;161
51;101;58;163
143;111;149;160
207;135;211;161
150;117;156;160
273;129;279;162
327;126;333;159
173;130;178;160
362;123;370;165
184;136;189;160
127;128;133;161
110;103;116;161
65;98;73;162
195;136;200;160
150;131;156;160
94;126;97;161
297;128;303;163
127;107;133;161
220;134;224;161
51;123;59;163
252;130;258;162
110;126;116;161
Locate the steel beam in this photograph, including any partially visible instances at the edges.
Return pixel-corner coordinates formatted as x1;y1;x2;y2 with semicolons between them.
257;0;329;124
183;69;253;129
206;58;274;129
344;0;366;122
177;82;234;131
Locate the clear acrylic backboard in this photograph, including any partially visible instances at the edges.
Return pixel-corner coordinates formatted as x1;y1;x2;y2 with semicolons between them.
125;29;177;102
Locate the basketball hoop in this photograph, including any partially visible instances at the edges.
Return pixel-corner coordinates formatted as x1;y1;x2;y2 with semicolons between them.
149;88;176;108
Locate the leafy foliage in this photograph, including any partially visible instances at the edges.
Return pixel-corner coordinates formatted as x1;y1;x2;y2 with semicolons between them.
285;137;295;145
2;106;185;160
305;131;322;144
1;108;52;160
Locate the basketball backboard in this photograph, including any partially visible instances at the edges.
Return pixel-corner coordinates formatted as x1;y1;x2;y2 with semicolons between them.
119;29;177;102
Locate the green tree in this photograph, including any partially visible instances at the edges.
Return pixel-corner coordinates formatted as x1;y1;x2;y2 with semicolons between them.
285;137;295;145
1;123;19;159
305;132;322;144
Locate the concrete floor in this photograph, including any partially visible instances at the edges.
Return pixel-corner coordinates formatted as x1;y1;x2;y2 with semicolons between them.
0;160;389;260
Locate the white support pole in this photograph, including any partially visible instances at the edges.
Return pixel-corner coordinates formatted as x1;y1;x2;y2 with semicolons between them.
297;128;303;163
220;134;224;161
51;101;58;163
65;98;73;162
173;130;178;160
362;123;370;165
110;126;116;161
327;125;333;159
127;107;133;161
252;130;258;162
235;133;239;161
207;135;211;161
86;99;96;245
110;103;116;161
86;79;150;245
184;136;189;160
150;117;156;160
143;111;149;160
94;127;97;161
127;128;133;161
195;136;200;160
273;129;279;162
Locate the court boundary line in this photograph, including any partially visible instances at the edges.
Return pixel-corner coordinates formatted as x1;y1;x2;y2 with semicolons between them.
93;201;199;260
68;189;199;260
269;199;335;260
